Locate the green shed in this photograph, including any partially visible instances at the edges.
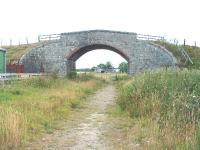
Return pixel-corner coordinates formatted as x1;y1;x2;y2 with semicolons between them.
0;48;6;73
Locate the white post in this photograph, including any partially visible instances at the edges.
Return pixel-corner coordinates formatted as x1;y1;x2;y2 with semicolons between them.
26;37;29;45
10;39;12;46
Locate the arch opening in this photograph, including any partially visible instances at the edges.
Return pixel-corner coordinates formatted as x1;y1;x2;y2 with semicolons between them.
66;44;129;73
66;44;129;61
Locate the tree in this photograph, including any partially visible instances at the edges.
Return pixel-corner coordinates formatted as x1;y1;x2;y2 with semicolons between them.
93;62;114;72
91;66;97;72
97;63;106;70
105;61;114;69
118;62;128;73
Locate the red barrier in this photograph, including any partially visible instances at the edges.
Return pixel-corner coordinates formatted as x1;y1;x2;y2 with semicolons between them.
7;64;24;73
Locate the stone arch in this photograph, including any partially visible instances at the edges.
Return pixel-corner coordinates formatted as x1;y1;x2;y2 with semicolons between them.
65;44;130;73
66;44;129;61
19;30;177;75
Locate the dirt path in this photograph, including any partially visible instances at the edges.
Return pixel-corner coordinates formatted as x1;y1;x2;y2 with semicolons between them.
26;85;118;150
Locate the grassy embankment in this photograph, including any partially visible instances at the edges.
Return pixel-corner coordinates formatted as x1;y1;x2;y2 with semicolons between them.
117;69;200;149
154;41;200;69
3;42;44;63
0;74;105;150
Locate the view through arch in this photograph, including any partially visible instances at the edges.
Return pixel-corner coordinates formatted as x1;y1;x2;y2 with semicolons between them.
65;44;130;74
76;49;128;73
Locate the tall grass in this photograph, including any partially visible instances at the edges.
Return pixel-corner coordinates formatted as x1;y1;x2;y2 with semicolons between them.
0;108;26;150
118;69;200;149
0;75;105;150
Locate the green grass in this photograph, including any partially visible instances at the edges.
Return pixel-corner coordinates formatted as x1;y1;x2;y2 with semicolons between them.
117;69;200;149
0;75;105;150
2;42;44;63
154;41;200;69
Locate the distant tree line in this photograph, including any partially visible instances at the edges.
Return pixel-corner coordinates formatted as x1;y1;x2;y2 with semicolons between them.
91;61;114;71
76;61;128;73
91;61;128;73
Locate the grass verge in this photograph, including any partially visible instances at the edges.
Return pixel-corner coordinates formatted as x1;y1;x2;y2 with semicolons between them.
0;74;105;150
117;69;200;149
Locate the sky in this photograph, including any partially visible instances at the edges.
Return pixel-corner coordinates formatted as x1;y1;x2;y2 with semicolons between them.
0;0;200;68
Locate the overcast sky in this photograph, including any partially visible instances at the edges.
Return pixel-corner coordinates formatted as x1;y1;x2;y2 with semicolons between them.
0;0;199;68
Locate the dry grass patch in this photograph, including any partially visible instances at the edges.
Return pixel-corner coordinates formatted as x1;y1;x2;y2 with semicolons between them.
0;75;105;149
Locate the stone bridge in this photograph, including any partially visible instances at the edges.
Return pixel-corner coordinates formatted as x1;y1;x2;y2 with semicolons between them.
20;30;177;74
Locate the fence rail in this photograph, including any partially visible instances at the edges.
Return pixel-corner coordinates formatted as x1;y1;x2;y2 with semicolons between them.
38;34;61;42
0;73;47;81
0;33;198;47
137;34;165;41
38;33;164;42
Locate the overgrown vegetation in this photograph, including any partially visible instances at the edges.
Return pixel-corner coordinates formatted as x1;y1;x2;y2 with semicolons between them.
0;74;105;150
154;41;200;69
117;69;200;149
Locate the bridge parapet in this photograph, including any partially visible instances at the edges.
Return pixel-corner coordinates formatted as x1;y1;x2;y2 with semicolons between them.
38;30;164;43
38;34;61;42
60;30;137;36
60;30;137;46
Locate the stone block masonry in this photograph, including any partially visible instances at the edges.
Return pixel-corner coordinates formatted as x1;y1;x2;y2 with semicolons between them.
20;30;177;75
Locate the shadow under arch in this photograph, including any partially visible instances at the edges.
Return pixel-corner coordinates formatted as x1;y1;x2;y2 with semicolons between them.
66;44;129;62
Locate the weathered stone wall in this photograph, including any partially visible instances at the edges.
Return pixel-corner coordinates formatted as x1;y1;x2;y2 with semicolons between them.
20;30;177;74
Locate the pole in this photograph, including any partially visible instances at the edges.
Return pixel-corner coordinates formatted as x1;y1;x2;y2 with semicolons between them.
10;39;12;46
38;36;40;42
19;38;21;46
26;37;29;45
184;39;186;46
